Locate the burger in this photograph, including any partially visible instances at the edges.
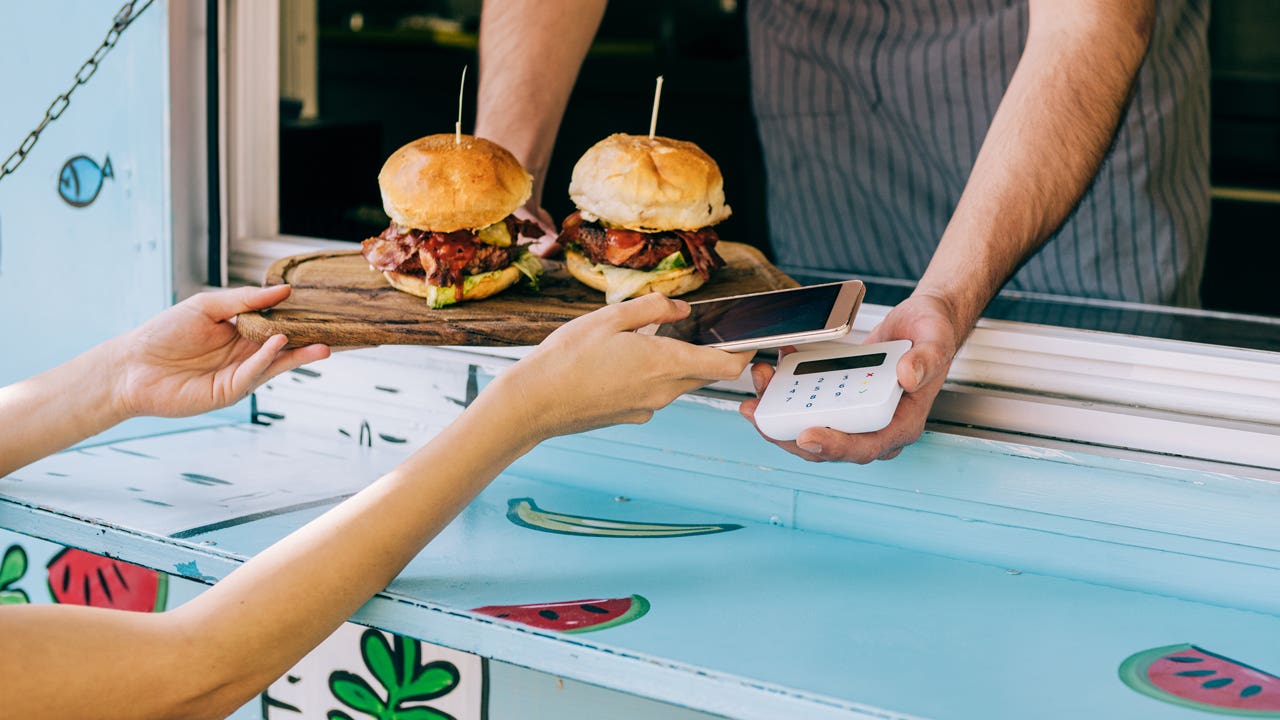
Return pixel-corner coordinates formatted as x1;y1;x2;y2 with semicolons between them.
557;133;730;304
360;134;544;308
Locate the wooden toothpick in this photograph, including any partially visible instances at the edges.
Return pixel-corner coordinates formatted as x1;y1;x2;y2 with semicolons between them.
648;75;664;139
456;65;468;145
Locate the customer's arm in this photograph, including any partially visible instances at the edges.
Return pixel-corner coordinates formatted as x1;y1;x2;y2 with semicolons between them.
742;0;1155;463
0;293;749;719
0;285;328;477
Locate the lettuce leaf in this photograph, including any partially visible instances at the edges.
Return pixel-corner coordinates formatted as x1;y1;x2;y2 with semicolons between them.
423;254;542;308
588;251;690;304
652;251;690;273
513;251;543;291
421;270;498;309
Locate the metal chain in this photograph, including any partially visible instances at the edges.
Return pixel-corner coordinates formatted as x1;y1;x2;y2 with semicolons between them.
0;0;155;183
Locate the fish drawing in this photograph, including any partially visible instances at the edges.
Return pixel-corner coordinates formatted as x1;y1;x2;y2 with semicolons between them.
58;154;113;207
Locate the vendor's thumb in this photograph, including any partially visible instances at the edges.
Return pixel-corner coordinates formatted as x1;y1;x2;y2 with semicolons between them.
897;338;950;393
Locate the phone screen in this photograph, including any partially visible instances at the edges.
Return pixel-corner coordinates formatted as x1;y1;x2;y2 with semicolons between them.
655;284;844;345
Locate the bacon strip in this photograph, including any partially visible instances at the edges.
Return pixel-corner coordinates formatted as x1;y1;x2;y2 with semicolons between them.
507;216;546;240
602;228;647;265
556;211;584;247
361;220;522;296
361;225;423;272
558;211;726;280
675;229;726;280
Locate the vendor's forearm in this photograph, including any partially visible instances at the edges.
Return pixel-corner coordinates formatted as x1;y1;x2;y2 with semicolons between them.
916;0;1154;339
475;0;606;204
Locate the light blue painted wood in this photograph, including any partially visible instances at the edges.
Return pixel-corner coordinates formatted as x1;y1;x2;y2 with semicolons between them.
485;660;725;720
505;400;1280;614
0;1;172;386
1;423;392;537
5;418;1280;720
70;402;251;449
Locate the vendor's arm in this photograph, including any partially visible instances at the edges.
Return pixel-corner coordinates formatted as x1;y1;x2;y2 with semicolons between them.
0;294;750;719
475;0;606;242
0;285;328;477
742;0;1154;463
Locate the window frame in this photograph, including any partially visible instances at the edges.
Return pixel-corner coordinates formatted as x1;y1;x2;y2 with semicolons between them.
211;0;1280;472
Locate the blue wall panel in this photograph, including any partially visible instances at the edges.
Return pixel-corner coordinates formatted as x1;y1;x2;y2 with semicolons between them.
0;1;172;385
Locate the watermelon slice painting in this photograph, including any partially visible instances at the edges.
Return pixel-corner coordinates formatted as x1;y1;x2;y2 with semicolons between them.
46;548;168;613
472;595;649;634
1119;644;1280;716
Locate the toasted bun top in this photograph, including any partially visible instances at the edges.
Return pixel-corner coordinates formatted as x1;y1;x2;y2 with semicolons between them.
379;134;532;232
568;133;732;232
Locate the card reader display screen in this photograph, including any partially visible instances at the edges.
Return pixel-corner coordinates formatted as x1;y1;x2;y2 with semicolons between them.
655;284;843;345
794;353;886;376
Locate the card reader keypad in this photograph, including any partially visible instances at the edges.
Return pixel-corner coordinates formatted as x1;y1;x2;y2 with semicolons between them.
785;371;876;408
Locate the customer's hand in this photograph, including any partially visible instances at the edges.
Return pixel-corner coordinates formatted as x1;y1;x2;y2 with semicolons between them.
109;285;330;419
492;293;753;441
738;292;960;463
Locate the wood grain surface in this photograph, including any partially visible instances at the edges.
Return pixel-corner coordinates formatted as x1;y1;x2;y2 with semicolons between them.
236;242;797;347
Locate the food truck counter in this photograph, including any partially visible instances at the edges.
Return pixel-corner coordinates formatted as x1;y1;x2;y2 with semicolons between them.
3;335;1279;719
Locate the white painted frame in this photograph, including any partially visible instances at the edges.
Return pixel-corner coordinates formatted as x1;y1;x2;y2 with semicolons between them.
215;0;1280;472
168;0;216;297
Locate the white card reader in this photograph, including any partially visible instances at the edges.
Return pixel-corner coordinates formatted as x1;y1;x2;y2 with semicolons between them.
754;340;913;441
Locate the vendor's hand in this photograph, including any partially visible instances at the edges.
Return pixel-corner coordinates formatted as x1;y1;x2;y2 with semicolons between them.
493;293;753;441
108;285;331;419
515;203;562;257
738;292;961;463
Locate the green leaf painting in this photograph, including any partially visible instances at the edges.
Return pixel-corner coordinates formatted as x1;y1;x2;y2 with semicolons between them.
0;545;30;605
329;629;460;720
400;663;459;703
330;672;385;716
363;631;400;689
392;707;455;720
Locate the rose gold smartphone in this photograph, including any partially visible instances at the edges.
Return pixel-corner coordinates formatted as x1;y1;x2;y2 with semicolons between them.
636;280;865;352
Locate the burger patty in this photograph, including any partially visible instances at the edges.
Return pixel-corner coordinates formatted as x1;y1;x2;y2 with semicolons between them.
418;235;520;279
559;211;726;279
573;222;684;270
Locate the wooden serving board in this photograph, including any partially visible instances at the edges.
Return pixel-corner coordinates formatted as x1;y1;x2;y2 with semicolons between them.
236;242;797;347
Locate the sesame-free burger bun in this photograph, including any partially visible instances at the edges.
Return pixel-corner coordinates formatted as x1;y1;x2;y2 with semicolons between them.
379;134;532;232
382;264;523;303
568;133;732;232
565;248;706;300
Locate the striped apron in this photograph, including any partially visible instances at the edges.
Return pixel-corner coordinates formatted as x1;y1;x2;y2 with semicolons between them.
748;0;1210;306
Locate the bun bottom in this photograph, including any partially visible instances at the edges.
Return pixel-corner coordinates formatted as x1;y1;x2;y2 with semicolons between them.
565;249;706;303
383;265;521;307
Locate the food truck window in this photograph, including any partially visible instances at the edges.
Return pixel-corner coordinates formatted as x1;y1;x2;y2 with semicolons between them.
213;0;1280;466
220;0;1280;354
